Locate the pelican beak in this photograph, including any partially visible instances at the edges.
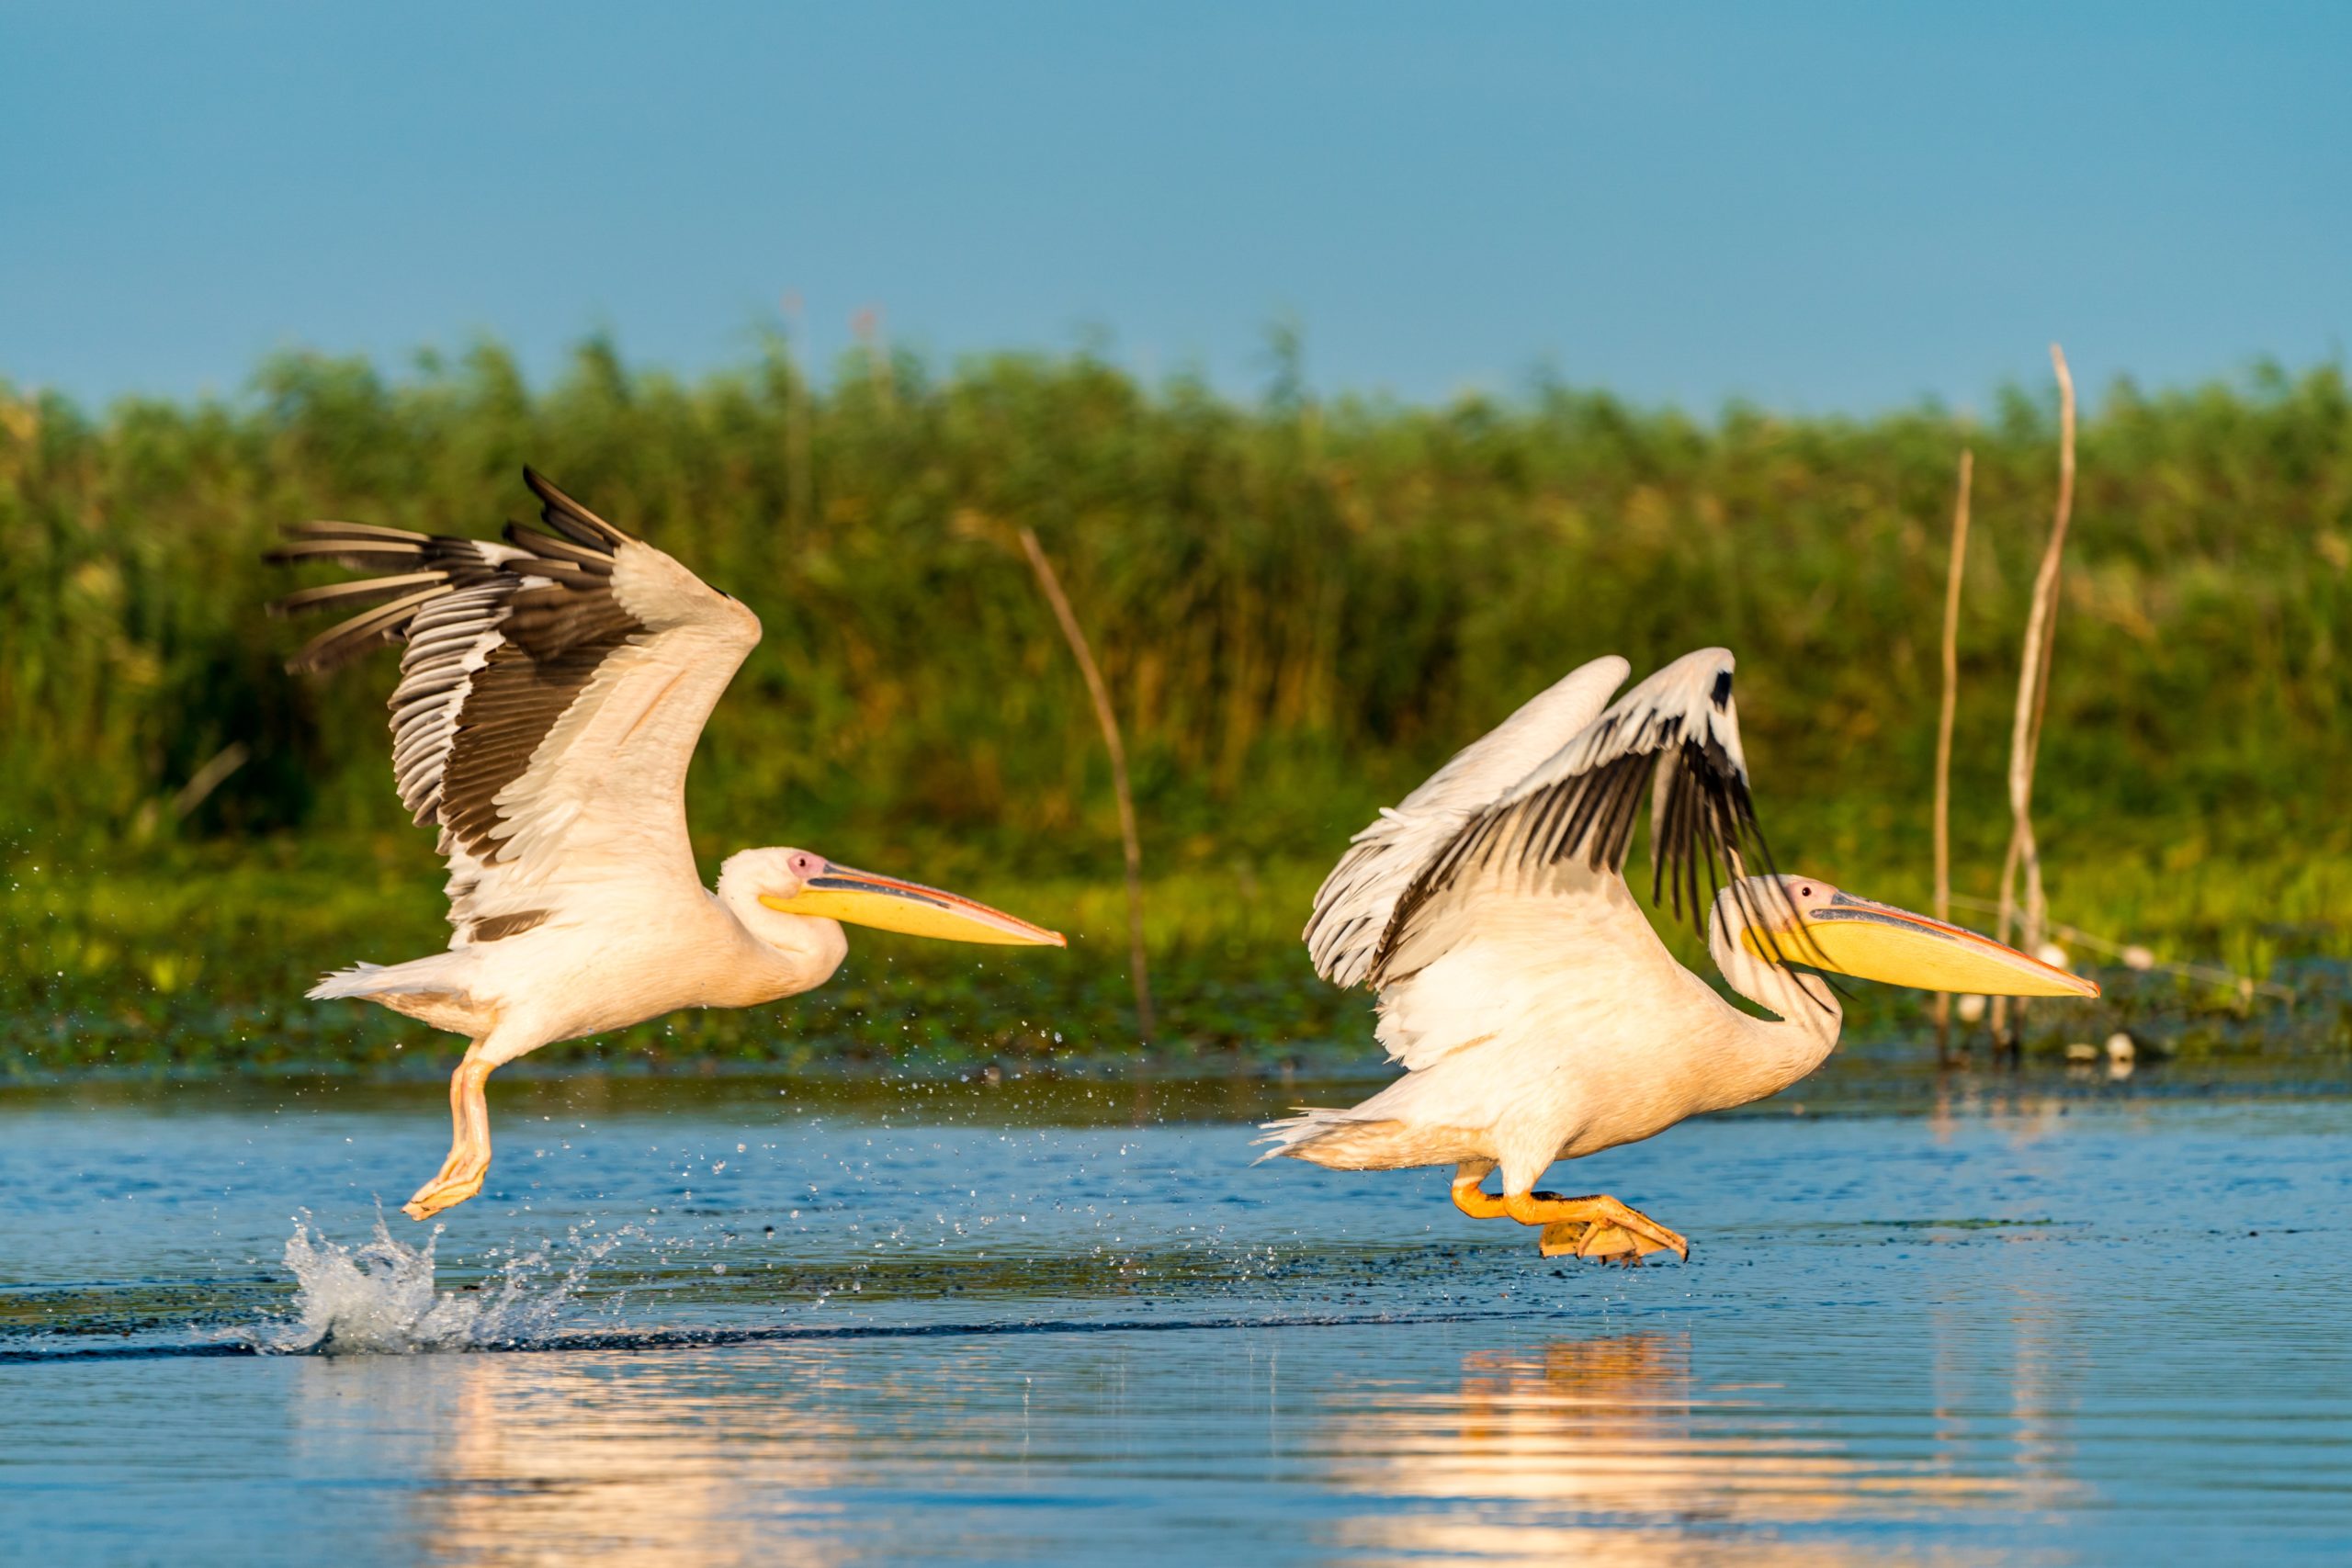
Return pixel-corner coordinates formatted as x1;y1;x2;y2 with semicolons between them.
1746;893;2098;998
760;863;1066;947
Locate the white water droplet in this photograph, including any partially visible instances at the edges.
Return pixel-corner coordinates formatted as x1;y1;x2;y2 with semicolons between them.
238;1214;632;1355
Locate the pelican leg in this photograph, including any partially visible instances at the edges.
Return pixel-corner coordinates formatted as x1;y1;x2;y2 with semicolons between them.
1501;1190;1689;1262
1450;1161;1513;1219
402;1044;496;1221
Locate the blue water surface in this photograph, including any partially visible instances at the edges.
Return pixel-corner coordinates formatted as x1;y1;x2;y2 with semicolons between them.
2;1067;2346;1564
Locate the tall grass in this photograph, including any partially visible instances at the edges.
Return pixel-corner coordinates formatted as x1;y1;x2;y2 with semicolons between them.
3;339;2347;1066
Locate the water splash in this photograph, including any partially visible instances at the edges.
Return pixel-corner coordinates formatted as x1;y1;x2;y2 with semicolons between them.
240;1214;634;1355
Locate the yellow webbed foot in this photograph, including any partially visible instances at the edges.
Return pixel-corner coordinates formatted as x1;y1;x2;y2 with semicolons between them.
1538;1219;1675;1262
401;1156;487;1221
406;1048;497;1220
1510;1191;1690;1262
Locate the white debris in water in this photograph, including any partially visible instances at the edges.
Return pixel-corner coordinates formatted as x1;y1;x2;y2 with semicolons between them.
240;1214;629;1355
2106;1032;2138;1079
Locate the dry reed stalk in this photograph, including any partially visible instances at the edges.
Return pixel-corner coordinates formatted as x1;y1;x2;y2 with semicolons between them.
170;741;250;820
1992;344;2077;1050
1017;525;1156;1041
1933;448;1973;1061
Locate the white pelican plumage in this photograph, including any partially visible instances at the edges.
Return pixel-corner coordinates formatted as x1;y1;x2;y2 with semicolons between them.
271;468;1064;1220
1261;649;2095;1261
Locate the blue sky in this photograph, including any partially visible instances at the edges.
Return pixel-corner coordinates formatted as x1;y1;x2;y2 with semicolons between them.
3;1;2344;413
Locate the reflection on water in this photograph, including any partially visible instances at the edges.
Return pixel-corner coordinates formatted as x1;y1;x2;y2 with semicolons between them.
280;1325;2099;1567
1320;1333;2071;1566
298;1354;849;1568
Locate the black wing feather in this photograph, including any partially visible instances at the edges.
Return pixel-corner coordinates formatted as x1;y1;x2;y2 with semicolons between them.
1368;652;1809;987
267;468;650;874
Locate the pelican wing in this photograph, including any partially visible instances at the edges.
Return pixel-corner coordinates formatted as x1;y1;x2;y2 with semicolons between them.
270;468;762;944
1304;657;1631;988
1368;647;1779;987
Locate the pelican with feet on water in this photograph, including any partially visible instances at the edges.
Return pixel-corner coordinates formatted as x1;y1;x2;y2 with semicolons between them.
1261;649;2094;1262
271;469;1063;1221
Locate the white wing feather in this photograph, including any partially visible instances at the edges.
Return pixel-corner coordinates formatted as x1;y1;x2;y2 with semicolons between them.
1303;656;1629;988
276;472;762;949
440;542;761;940
1364;647;1770;1069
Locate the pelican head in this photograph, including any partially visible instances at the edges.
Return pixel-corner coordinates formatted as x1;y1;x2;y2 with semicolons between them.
742;847;1066;947
1733;874;2097;998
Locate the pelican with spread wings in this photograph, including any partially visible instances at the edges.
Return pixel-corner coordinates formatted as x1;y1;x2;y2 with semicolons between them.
1262;649;2094;1261
272;469;1064;1221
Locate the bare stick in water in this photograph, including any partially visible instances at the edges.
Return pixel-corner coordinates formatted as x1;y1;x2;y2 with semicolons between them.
1017;525;1156;1041
1993;344;2078;1053
1933;448;1973;1063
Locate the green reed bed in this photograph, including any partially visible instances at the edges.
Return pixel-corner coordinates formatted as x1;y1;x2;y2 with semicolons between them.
3;342;2347;1073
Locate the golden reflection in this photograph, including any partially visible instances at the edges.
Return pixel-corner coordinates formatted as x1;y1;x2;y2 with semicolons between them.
295;1351;851;1566
1317;1332;2071;1566
281;1322;2086;1563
